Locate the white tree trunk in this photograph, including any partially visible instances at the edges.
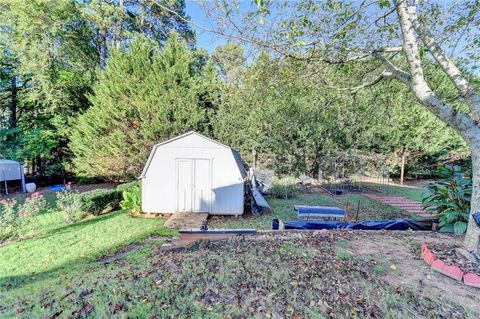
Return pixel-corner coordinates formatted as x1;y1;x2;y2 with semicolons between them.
393;0;480;252
464;145;480;252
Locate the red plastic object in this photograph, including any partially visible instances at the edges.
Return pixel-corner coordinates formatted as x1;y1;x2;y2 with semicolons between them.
463;273;480;288
441;265;464;281
423;249;436;265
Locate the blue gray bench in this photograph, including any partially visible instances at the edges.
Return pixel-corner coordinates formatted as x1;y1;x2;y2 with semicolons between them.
294;205;346;220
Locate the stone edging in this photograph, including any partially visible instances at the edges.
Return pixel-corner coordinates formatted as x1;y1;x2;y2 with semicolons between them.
421;243;480;288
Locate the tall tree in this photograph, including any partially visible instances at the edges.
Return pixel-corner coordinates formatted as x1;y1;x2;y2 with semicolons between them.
0;0;97;111
0;0;195;176
82;0;195;69
215;52;464;177
0;0;97;175
202;0;480;253
70;33;217;180
212;43;246;84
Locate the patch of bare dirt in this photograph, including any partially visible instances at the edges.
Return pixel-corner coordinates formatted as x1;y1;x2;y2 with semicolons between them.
348;231;480;314
73;183;117;192
0;182;117;200
96;234;171;263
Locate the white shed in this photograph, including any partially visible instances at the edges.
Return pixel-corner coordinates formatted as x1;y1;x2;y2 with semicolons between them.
140;131;247;215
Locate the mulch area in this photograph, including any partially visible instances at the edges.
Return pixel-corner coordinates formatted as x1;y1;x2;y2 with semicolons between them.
0;183;117;200
430;243;480;276
150;230;473;318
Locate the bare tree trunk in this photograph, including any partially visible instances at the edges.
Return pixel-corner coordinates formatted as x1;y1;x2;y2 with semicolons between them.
9;77;17;128
393;0;480;252
113;0;124;50
252;149;257;169
400;145;406;186
99;29;107;70
464;146;480;252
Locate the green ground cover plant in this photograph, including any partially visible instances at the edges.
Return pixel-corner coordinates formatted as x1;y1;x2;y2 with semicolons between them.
120;186;142;214
423;165;472;235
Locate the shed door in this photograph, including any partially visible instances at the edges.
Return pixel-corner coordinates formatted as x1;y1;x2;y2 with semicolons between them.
176;159;193;212
193;159;211;213
176;159;211;213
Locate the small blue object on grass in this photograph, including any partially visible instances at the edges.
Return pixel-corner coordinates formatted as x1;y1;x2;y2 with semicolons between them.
473;211;480;227
48;184;68;192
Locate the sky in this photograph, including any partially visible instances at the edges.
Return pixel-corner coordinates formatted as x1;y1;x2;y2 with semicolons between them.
185;1;228;53
184;1;477;74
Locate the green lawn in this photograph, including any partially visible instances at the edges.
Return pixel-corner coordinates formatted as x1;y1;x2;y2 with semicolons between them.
0;209;176;284
361;182;426;202
211;192;411;230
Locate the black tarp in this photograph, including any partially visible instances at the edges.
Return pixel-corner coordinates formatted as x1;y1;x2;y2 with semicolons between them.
274;219;430;231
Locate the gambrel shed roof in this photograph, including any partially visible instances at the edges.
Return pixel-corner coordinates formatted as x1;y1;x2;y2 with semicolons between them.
139;131;247;179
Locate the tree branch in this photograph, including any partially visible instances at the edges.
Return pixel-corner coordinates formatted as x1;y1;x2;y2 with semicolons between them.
325;70;394;93
375;54;411;85
394;0;480;145
410;7;480;123
156;0;402;66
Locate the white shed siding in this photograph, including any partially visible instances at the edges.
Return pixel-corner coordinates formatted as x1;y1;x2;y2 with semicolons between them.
141;132;245;215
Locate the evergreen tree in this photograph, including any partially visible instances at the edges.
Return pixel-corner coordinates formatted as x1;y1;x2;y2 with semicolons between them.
70;33;216;180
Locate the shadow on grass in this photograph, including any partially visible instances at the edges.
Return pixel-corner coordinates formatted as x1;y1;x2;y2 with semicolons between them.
0;210;165;289
0;259;90;291
35;210;121;241
0;224;167;291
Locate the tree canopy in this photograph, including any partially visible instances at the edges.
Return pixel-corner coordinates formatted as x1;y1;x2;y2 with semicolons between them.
70;34;215;180
0;0;193;177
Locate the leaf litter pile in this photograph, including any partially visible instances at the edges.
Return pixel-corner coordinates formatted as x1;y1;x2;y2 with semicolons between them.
0;231;474;318
430;243;480;276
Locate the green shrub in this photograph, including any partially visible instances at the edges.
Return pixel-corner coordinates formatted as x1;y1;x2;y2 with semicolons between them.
116;180;140;192
0;198;22;239
56;190;84;223
75;188;122;215
19;192;48;219
422;164;471;235
120;185;142;214
0;194;49;239
270;176;298;199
